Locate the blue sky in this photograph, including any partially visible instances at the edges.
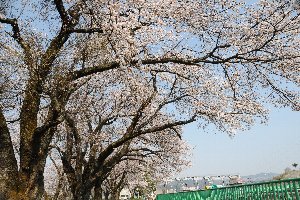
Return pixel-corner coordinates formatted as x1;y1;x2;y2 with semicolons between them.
180;107;300;177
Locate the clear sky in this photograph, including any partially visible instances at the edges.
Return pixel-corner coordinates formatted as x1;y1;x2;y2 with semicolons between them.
180;107;300;177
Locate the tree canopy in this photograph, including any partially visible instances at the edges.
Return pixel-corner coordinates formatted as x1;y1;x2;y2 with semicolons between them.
0;0;299;199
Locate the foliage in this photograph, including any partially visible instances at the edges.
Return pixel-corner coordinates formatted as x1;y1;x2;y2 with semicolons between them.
292;163;298;168
0;0;299;199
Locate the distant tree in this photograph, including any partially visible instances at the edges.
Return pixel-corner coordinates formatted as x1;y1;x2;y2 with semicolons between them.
285;167;292;173
292;163;298;169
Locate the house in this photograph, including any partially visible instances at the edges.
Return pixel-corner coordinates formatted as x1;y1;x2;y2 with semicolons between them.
119;188;131;200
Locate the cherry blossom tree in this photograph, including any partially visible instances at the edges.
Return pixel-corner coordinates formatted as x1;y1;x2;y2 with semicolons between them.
95;134;189;199
45;97;191;199
0;0;299;199
49;79;192;199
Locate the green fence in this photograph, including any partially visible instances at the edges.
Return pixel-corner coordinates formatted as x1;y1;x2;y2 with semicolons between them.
156;178;300;200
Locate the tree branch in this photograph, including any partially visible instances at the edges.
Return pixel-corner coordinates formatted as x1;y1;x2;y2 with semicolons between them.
0;17;28;50
0;16;32;65
54;0;69;23
68;27;104;34
140;115;197;135
72;62;120;80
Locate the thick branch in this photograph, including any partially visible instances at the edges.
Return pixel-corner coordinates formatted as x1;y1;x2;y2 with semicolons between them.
64;113;85;192
72;62;120;80
70;55;236;82
91;142;131;185
54;0;69;23
96;115;197;171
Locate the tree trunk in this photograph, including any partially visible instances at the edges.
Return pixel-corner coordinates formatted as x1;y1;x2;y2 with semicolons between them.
94;181;103;200
82;190;92;200
69;185;92;200
18;166;46;200
18;127;57;199
104;191;109;200
110;191;120;200
0;93;48;200
0;107;19;199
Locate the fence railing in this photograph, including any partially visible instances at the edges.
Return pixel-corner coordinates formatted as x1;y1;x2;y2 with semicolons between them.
156;178;300;200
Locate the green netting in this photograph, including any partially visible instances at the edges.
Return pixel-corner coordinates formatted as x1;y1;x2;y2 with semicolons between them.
156;178;300;200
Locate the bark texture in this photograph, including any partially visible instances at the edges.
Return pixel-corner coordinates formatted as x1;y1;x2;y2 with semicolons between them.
0;107;19;199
